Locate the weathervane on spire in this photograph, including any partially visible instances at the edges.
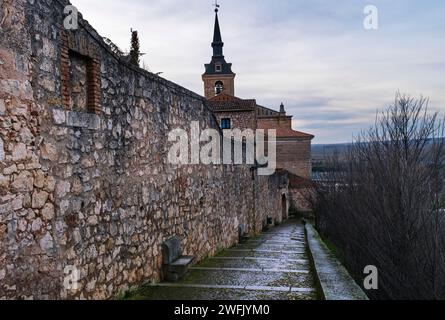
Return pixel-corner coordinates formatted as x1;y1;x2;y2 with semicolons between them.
213;0;220;13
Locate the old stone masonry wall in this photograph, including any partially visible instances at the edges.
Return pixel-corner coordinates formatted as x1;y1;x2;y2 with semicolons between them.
0;1;288;299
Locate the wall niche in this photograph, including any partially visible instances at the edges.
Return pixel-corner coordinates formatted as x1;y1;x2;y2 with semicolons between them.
60;30;101;114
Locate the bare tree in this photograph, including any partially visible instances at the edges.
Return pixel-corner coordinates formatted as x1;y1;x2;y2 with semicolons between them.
314;93;445;299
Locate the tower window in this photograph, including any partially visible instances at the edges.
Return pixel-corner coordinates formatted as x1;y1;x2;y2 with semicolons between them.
215;64;222;72
221;118;231;130
215;81;224;95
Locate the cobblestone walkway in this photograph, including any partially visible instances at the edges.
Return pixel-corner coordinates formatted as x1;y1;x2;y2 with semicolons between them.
129;219;319;300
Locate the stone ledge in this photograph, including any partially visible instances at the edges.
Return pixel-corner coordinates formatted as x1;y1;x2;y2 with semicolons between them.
305;223;368;300
52;108;101;130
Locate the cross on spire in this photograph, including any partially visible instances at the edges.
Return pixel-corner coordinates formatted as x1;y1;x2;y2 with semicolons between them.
213;0;220;13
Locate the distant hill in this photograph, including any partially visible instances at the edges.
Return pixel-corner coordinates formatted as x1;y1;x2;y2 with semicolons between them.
312;138;445;161
312;143;351;160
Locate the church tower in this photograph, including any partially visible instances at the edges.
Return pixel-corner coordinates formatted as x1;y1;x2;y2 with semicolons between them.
202;6;236;99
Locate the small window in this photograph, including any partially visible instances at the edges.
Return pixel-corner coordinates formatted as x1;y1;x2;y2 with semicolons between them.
215;81;224;95
221;118;231;130
215;64;222;72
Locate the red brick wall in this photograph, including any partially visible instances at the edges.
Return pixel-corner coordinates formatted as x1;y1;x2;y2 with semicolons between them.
276;139;312;178
258;116;292;130
214;111;257;130
214;114;312;178
202;74;235;99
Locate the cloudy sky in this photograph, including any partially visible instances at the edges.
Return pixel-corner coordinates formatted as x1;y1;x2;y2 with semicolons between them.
71;0;445;144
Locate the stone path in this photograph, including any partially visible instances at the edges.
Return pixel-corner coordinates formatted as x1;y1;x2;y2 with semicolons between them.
130;219;319;300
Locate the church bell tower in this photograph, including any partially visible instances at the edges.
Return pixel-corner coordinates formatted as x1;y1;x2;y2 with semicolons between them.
202;5;236;99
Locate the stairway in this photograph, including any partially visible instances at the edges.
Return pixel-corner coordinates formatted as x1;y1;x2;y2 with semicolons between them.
131;219;319;300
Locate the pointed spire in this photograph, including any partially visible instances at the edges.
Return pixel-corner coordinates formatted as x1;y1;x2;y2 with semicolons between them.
212;6;224;57
203;2;235;78
213;10;222;43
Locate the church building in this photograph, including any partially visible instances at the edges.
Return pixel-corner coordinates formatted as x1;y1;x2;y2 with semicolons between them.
202;7;314;179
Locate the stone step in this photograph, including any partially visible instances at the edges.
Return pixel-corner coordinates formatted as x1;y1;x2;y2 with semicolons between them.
147;283;315;293
134;284;317;300
256;235;305;240
190;267;310;274
211;256;309;264
235;244;306;251
218;249;307;260
261;233;302;236
246;240;306;244
128;220;318;301
262;230;304;235
179;269;314;289
227;249;306;255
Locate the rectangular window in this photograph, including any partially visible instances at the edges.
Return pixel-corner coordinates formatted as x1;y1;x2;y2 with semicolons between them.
215;64;222;72
221;118;231;130
60;30;102;114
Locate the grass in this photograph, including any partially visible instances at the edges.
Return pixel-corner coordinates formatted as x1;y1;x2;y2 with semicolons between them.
318;234;347;270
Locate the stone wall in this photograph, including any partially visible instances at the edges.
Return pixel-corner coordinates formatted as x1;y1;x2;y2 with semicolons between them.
258;117;313;178
255;174;289;231
0;0;287;299
289;188;314;217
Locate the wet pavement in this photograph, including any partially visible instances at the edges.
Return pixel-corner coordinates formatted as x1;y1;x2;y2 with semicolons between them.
129;219;319;300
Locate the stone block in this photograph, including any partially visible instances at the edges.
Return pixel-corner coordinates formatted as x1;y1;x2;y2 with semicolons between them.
3;164;17;175
66;111;101;130
238;224;249;243
162;236;182;265
12;143;27;161
162;237;195;282
32;190;49;209
0;100;5;115
0;138;4;162
39;232;54;252
41;203;55;221
41;142;58;161
11;171;34;192
52;108;66;125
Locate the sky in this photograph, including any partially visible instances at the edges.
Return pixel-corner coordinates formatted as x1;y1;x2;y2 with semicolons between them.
71;0;445;144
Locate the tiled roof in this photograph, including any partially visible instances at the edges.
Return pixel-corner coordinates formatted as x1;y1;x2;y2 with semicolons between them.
276;169;315;189
258;122;314;139
288;174;315;189
207;94;314;139
274;129;315;139
257;105;281;117
208;94;256;111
